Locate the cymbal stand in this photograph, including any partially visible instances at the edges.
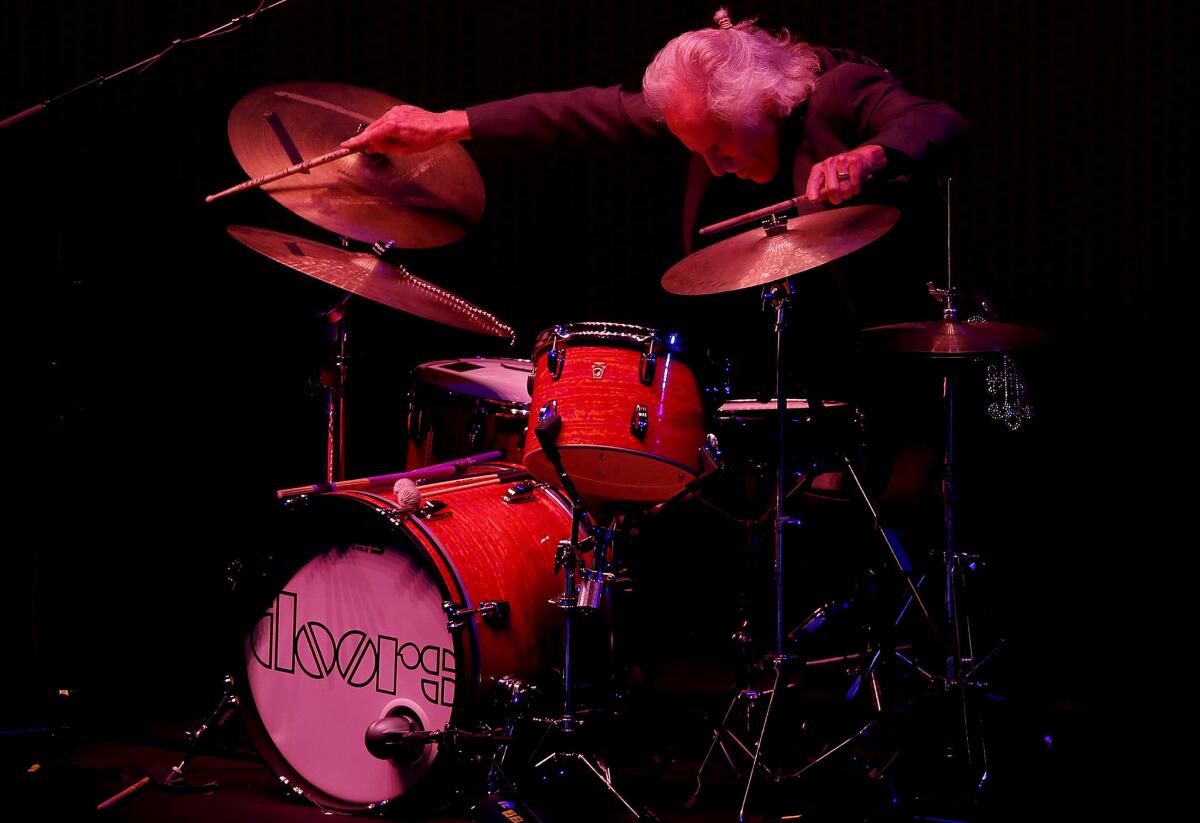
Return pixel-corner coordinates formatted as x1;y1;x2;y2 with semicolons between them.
688;230;939;817
927;285;995;789
683;263;813;820
317;290;351;483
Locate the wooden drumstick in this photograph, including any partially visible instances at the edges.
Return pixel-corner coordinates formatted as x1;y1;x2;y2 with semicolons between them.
275;450;504;499
204;147;354;203
96;776;151;810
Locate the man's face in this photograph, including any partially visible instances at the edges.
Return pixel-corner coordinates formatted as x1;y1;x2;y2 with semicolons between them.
664;96;781;184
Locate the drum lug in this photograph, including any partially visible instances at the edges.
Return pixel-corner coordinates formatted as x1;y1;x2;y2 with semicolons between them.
416;499;451;520
537;400;558;423
547;346;565;380
443;599;509;630
630;404;649;440
639;352;657;385
503;480;538;504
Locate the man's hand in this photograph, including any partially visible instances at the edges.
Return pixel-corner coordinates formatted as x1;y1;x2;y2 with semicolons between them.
805;144;887;204
340;105;470;154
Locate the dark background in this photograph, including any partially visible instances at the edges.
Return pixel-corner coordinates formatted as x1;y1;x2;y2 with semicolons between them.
1;0;1187;799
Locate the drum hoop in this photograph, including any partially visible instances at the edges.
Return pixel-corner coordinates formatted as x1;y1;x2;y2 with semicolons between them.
527;443;701;477
408;382;531;411
532;321;684;358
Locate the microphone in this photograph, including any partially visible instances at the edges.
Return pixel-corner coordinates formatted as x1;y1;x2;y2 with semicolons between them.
365;711;426;764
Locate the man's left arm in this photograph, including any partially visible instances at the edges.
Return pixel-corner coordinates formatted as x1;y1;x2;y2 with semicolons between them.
805;62;968;203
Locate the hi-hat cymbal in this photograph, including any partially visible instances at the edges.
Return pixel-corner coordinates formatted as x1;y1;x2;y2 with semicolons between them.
662;204;900;295
227;226;514;339
861;320;1049;356
227;82;484;248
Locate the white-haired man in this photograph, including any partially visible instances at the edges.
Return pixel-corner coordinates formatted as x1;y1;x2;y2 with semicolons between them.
344;10;967;254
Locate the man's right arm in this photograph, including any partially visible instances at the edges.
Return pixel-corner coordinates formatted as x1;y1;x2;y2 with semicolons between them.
343;86;665;155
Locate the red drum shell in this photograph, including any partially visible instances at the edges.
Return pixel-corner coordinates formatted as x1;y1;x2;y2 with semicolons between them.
524;324;705;502
241;465;569;811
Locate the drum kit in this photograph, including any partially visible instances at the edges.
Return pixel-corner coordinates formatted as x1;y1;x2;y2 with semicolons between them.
127;81;1048;820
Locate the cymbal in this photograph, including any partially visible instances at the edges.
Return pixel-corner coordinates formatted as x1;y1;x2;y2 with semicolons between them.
861;320;1049;356
662;204;900;295
227;226;514;339
227;82;484;248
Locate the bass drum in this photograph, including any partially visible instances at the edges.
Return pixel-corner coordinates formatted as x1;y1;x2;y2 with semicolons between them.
240;465;570;811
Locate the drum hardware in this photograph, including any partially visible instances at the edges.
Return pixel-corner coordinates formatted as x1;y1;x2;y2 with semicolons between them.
629;405;649;439
644;443;723;517
443;600;510;630
547;342;566;379
503;480;539;504
850;207;1048;801
95;675;241;811
318;292;351;482
638;352;656;385
416;498;452;520
364;715;514;764
664;209;907;821
504;412;652;819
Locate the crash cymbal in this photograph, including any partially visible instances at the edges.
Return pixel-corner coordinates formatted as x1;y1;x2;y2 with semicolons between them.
227;82;484;248
662;204;900;295
861;320;1049;356
227;226;513;339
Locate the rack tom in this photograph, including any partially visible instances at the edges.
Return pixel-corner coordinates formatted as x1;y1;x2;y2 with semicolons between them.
525;322;704;502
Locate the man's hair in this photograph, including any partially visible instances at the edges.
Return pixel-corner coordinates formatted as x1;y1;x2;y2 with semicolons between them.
642;8;821;124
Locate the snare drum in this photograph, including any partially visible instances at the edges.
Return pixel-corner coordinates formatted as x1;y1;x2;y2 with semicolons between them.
240;464;570;811
525;322;705;502
406;357;531;469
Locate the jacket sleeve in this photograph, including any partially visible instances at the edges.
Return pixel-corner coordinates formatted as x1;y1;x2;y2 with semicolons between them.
812;62;969;169
466;85;667;150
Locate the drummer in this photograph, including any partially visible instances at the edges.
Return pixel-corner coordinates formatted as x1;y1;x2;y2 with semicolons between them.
344;7;969;498
342;7;966;254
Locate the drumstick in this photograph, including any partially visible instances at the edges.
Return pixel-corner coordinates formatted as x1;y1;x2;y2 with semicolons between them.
96;776;151;810
275;450;503;499
205;147;354;203
417;475;504;494
697;195;811;236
